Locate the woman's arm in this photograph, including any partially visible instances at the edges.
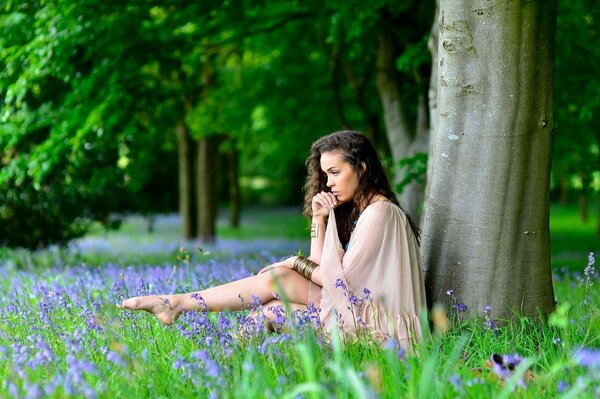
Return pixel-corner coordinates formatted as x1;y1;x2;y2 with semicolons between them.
308;215;326;264
308;191;337;264
309;265;322;286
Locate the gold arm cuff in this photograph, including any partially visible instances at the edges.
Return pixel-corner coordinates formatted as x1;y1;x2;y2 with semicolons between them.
293;256;318;280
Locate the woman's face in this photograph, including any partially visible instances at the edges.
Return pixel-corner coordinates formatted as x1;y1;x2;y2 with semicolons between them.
320;151;360;204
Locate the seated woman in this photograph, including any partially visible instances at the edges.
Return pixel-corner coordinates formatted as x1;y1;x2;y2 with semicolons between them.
120;130;426;349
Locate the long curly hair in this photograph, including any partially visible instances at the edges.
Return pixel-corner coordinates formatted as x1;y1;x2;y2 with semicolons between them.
303;130;420;245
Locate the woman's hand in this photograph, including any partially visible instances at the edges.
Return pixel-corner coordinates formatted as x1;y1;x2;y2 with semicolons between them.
312;191;338;219
257;256;298;274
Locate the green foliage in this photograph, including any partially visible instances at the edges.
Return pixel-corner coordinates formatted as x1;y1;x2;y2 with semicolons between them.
553;0;600;197
394;152;428;194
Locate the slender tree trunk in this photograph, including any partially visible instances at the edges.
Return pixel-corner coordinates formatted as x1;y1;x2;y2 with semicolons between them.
196;136;219;243
579;191;589;222
596;195;600;236
376;32;429;221
376;33;413;163
422;0;557;318
404;70;431;224
176;121;197;240
558;173;568;206
329;41;350;129
227;136;241;228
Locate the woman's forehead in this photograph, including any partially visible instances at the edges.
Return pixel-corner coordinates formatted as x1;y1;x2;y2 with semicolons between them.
320;151;346;170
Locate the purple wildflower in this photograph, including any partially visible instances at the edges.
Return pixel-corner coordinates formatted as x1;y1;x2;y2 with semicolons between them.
363;288;372;301
106;351;125;367
490;353;527;387
557;380;568;393
449;374;464;393
190;292;207;310
455;302;467;312
574;348;600;369
335;278;347;290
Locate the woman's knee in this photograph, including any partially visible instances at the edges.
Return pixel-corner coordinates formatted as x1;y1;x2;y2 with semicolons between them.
265;266;293;288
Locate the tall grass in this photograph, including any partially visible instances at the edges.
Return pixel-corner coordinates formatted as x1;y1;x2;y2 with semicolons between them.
0;248;598;398
0;205;598;397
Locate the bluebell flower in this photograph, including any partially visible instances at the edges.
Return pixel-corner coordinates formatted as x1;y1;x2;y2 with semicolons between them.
557;380;568;393
449;374;464;393
455;303;467;312
574;348;600;369
335;279;347;290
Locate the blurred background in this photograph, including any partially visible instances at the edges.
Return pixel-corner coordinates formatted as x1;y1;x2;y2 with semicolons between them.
0;0;598;269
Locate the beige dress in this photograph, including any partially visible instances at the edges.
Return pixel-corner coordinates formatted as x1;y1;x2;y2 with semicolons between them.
308;201;426;350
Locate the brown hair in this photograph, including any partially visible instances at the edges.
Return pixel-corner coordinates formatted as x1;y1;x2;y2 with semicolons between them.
303;130;420;245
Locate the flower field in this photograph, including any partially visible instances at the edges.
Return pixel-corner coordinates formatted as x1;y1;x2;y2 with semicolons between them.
0;211;599;398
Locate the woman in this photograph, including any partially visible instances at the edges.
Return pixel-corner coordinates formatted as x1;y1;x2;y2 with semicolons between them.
120;131;426;349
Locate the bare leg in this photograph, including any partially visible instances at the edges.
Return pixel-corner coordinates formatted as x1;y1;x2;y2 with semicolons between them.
244;299;306;333
119;266;311;325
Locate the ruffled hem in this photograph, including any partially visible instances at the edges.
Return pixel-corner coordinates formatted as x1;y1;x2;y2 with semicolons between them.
319;302;422;352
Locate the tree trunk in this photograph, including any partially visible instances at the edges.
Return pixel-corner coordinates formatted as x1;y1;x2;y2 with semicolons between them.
422;0;557;318
579;191;588;222
176;121;197;240
426;0;439;200
558;173;568;206
376;33;413;163
401;86;431;225
227;136;241;228
597;195;600;236
376;32;427;221
196;135;219;243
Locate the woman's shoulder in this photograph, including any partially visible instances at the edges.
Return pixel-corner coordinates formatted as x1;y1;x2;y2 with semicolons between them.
362;199;405;221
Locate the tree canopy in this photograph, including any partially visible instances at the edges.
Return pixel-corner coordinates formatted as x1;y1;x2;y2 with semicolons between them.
1;0;597;248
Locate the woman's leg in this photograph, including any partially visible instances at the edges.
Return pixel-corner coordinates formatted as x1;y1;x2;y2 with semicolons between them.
244;299;307;332
119;267;310;325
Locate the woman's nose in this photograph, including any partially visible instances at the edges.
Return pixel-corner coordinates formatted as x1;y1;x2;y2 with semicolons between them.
326;177;334;187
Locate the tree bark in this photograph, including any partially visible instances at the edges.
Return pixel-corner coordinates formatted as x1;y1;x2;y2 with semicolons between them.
422;0;557;318
426;0;439;200
176;120;197;240
579;191;588;222
196;135;219;243
376;33;413;163
376;32;428;222
597;195;600;236
227;136;241;228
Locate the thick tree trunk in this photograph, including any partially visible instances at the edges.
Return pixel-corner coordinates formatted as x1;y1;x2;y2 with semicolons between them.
227;136;241;228
176;121;197;240
196;136;219;243
426;0;439;198
422;0;557;318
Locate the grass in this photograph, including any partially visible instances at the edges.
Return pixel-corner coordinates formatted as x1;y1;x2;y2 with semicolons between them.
550;203;599;271
0;203;598;397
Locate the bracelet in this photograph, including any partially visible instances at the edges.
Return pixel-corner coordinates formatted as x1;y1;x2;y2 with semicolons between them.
310;223;319;238
293;256;318;281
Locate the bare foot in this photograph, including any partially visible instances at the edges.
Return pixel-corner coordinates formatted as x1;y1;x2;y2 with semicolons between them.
118;295;182;325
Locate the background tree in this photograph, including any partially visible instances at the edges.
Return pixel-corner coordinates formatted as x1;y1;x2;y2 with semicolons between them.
422;0;557;317
553;0;600;233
